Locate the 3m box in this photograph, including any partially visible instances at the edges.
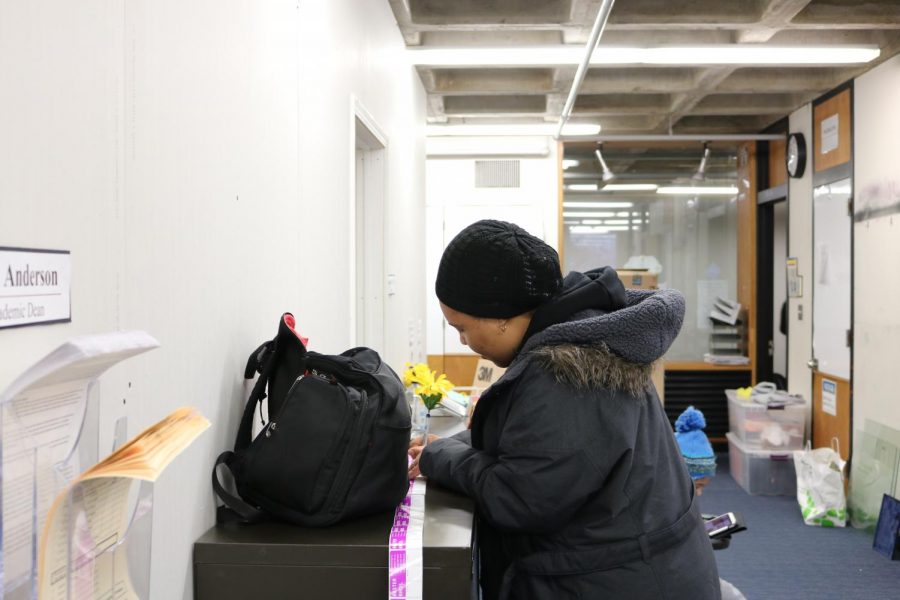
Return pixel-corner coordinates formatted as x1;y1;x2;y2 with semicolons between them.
727;432;796;496
617;270;658;290
726;390;806;450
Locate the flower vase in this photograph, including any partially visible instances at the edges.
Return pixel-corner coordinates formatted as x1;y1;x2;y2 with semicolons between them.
422;412;431;448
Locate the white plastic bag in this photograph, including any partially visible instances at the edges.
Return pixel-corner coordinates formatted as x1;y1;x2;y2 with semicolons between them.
794;438;847;527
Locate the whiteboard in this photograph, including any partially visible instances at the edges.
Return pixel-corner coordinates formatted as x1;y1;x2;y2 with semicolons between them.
812;178;852;380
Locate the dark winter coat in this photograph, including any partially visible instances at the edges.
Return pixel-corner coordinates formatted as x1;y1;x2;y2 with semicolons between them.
420;280;721;600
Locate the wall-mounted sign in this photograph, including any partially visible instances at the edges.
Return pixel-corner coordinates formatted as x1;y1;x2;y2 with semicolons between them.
821;378;837;417
786;257;803;298
821;114;839;155
0;247;71;330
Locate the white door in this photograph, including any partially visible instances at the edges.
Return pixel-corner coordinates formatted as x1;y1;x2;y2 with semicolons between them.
354;116;386;351
811;177;852;456
812;178;852;380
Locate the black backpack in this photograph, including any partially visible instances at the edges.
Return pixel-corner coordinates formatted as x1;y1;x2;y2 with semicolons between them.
213;313;411;526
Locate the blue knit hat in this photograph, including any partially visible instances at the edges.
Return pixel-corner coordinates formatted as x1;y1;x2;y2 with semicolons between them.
674;406;716;480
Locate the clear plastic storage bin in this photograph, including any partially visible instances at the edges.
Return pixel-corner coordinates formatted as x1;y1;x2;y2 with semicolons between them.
727;432;797;496
726;389;806;450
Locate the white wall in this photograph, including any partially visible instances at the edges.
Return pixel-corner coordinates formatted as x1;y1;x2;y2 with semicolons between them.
0;1;425;598
787;104;814;398
853;54;900;474
424;139;559;355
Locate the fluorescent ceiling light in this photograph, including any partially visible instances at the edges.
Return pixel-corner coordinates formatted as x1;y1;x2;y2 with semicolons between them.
567;184;599;191
427;137;550;157
563;201;634;209
603;219;631;225
657;186;738;195
601;183;658;191
562;159;580;170
563;211;617;218
410;45;879;67
426;123;600;136
569;225;630;234
569;226;611;234
645;46;879;65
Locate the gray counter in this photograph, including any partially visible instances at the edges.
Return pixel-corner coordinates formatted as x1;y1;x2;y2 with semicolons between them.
194;416;475;599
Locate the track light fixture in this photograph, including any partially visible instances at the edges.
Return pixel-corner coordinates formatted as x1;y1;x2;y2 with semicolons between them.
594;144;615;182
692;143;710;181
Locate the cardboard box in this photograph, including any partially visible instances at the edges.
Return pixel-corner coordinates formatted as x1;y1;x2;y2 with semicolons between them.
473;357;505;387
617;270;658;290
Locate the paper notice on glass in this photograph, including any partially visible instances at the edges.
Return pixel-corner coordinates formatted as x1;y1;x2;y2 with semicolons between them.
1;331;159;596
816;243;831;286
821;114;839;154
822;379;838;417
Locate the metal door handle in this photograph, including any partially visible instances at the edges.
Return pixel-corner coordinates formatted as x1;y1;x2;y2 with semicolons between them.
807;358;818;370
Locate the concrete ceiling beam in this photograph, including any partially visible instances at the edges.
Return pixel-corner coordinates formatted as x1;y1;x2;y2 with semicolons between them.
430;68;556;94
443;95;548;114
387;0;422;45
407;0;570;26
791;0;900;25
580;68;701;94
426;94;446;119
715;67;847;93
735;0;813;43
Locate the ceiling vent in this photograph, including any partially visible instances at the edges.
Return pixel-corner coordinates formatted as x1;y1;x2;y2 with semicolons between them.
475;160;520;188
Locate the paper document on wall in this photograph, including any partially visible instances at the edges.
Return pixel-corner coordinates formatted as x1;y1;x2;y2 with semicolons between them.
1;331;159;596
821;114;839;154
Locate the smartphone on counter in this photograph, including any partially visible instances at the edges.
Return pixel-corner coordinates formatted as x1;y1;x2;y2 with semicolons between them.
704;512;739;538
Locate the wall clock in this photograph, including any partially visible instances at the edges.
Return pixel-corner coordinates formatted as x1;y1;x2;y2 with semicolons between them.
786;132;807;179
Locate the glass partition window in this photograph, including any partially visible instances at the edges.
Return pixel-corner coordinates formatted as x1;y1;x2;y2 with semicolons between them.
561;143;740;361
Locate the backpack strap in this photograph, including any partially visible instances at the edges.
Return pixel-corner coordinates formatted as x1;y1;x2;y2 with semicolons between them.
234;347;277;453
212;451;266;524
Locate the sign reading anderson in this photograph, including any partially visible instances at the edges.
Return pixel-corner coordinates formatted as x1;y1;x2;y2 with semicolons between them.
0;247;71;329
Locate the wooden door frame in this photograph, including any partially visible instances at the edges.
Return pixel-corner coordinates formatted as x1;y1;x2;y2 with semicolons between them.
810;80;854;458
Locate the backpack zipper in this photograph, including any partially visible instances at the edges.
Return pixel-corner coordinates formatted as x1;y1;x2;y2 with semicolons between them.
323;389;368;515
265;374;304;438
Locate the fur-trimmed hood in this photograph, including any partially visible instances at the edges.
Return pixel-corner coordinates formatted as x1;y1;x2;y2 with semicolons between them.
508;279;685;393
530;343;654;395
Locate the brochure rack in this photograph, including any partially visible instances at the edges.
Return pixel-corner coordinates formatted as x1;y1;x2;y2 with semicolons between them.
45;476;153;600
0;332;159;600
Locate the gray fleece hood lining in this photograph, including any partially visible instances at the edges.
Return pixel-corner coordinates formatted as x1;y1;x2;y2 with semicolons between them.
519;288;685;366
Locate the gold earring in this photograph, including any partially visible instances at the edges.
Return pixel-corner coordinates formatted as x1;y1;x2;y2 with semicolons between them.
499;322;508;333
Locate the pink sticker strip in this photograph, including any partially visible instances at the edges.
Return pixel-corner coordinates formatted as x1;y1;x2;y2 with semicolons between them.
388;474;426;600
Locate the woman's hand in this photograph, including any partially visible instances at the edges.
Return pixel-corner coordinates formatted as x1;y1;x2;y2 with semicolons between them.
409;434;440;448
407;445;424;478
407;435;440;478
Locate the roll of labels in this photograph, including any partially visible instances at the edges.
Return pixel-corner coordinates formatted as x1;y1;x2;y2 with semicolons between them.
388;462;426;600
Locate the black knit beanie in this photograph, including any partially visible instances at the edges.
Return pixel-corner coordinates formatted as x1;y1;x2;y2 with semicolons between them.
435;220;563;318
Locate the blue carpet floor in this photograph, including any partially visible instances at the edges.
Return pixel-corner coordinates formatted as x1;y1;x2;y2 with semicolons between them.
696;453;900;600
